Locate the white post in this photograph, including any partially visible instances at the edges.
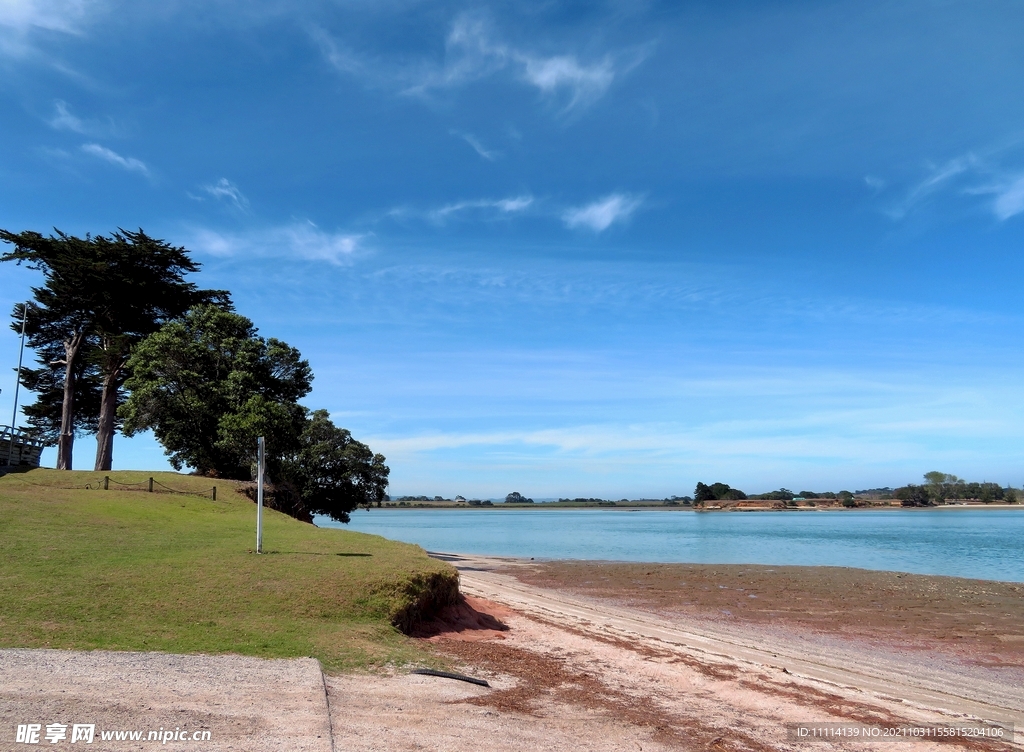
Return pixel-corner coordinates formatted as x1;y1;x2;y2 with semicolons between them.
256;436;264;554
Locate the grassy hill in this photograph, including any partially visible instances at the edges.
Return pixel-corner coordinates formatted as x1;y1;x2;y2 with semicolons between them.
0;469;457;671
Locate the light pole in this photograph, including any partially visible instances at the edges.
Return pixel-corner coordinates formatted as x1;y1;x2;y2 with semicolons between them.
6;302;27;467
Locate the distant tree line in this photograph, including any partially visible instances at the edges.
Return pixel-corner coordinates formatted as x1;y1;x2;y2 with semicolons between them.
557;497;618;505
895;472;1016;507
690;482;864;508
694;482;747;503
2;228;388;523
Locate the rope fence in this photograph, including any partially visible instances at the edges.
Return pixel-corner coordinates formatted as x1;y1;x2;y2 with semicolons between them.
2;473;217;500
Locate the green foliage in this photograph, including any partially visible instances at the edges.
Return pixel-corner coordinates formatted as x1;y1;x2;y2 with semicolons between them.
1;229;228;470
120;305;312;479
283;410;390;524
897;474;1007;505
505;491;534;503
694;482;747;502
749;488;794;501
895;484;932;506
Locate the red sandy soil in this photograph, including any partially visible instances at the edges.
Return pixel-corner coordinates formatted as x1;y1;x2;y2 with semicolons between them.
411;595;514;642
508;562;1024;669
407;558;1022;751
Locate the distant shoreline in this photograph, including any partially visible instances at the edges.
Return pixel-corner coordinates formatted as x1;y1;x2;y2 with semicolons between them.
371;502;1024;511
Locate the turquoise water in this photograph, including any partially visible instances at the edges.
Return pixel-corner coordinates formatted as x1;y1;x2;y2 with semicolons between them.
316;508;1024;582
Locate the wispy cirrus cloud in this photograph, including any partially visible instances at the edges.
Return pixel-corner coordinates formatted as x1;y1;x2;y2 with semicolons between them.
316;14;649;114
521;54;615;113
0;0;94;34
887;154;979;219
881;148;1024;222
563;193;643;232
389;195;534;224
451;130;499;161
197;177;249;211
0;0;98;58
48;100;84;132
189;221;366;265
47;99;117;135
80;142;148;175
967;172;1024;221
992;175;1024;220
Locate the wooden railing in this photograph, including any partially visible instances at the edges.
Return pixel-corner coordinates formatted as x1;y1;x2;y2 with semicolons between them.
0;426;45;468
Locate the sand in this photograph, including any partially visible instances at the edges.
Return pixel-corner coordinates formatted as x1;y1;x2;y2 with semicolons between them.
2;556;1021;751
426;554;1022;750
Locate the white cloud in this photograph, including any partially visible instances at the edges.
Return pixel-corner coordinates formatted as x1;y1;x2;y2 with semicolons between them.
452;130;498;161
0;0;96;57
961;172;1024;221
202;177;249;210
886;155;978;219
80;142;148;175
520;54;615;111
309;25;364;77
0;0;92;33
884;152;1024;222
989;174;1024;220
390;195;533;224
430;196;532;222
48;100;84;132
317;14;642;114
429;14;509;90
189;221;365;265
47;100;119;136
434;17;620;111
906;156;976;204
563;193;643;232
863;175;885;192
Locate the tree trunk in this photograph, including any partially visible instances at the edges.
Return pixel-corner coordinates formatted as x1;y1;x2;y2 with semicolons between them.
56;331;86;471
94;359;123;472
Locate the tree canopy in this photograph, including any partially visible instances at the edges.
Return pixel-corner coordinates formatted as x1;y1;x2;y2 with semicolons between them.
120;304;311;479
895;473;1006;505
283;409;390;523
694;482;746;502
1;228;228;470
119;307;390;522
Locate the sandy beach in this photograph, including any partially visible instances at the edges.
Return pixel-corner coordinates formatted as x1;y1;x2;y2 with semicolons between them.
3;556;1021;751
415;554;1022;751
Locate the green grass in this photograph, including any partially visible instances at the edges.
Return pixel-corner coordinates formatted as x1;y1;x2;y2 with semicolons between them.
0;468;457;672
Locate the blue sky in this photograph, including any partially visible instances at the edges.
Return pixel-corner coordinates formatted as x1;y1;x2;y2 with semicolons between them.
2;0;1024;497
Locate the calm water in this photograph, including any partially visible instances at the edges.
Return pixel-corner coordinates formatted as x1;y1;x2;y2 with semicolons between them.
316;508;1024;582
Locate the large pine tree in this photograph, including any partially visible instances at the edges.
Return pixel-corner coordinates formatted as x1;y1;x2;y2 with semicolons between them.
1;229;229;470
